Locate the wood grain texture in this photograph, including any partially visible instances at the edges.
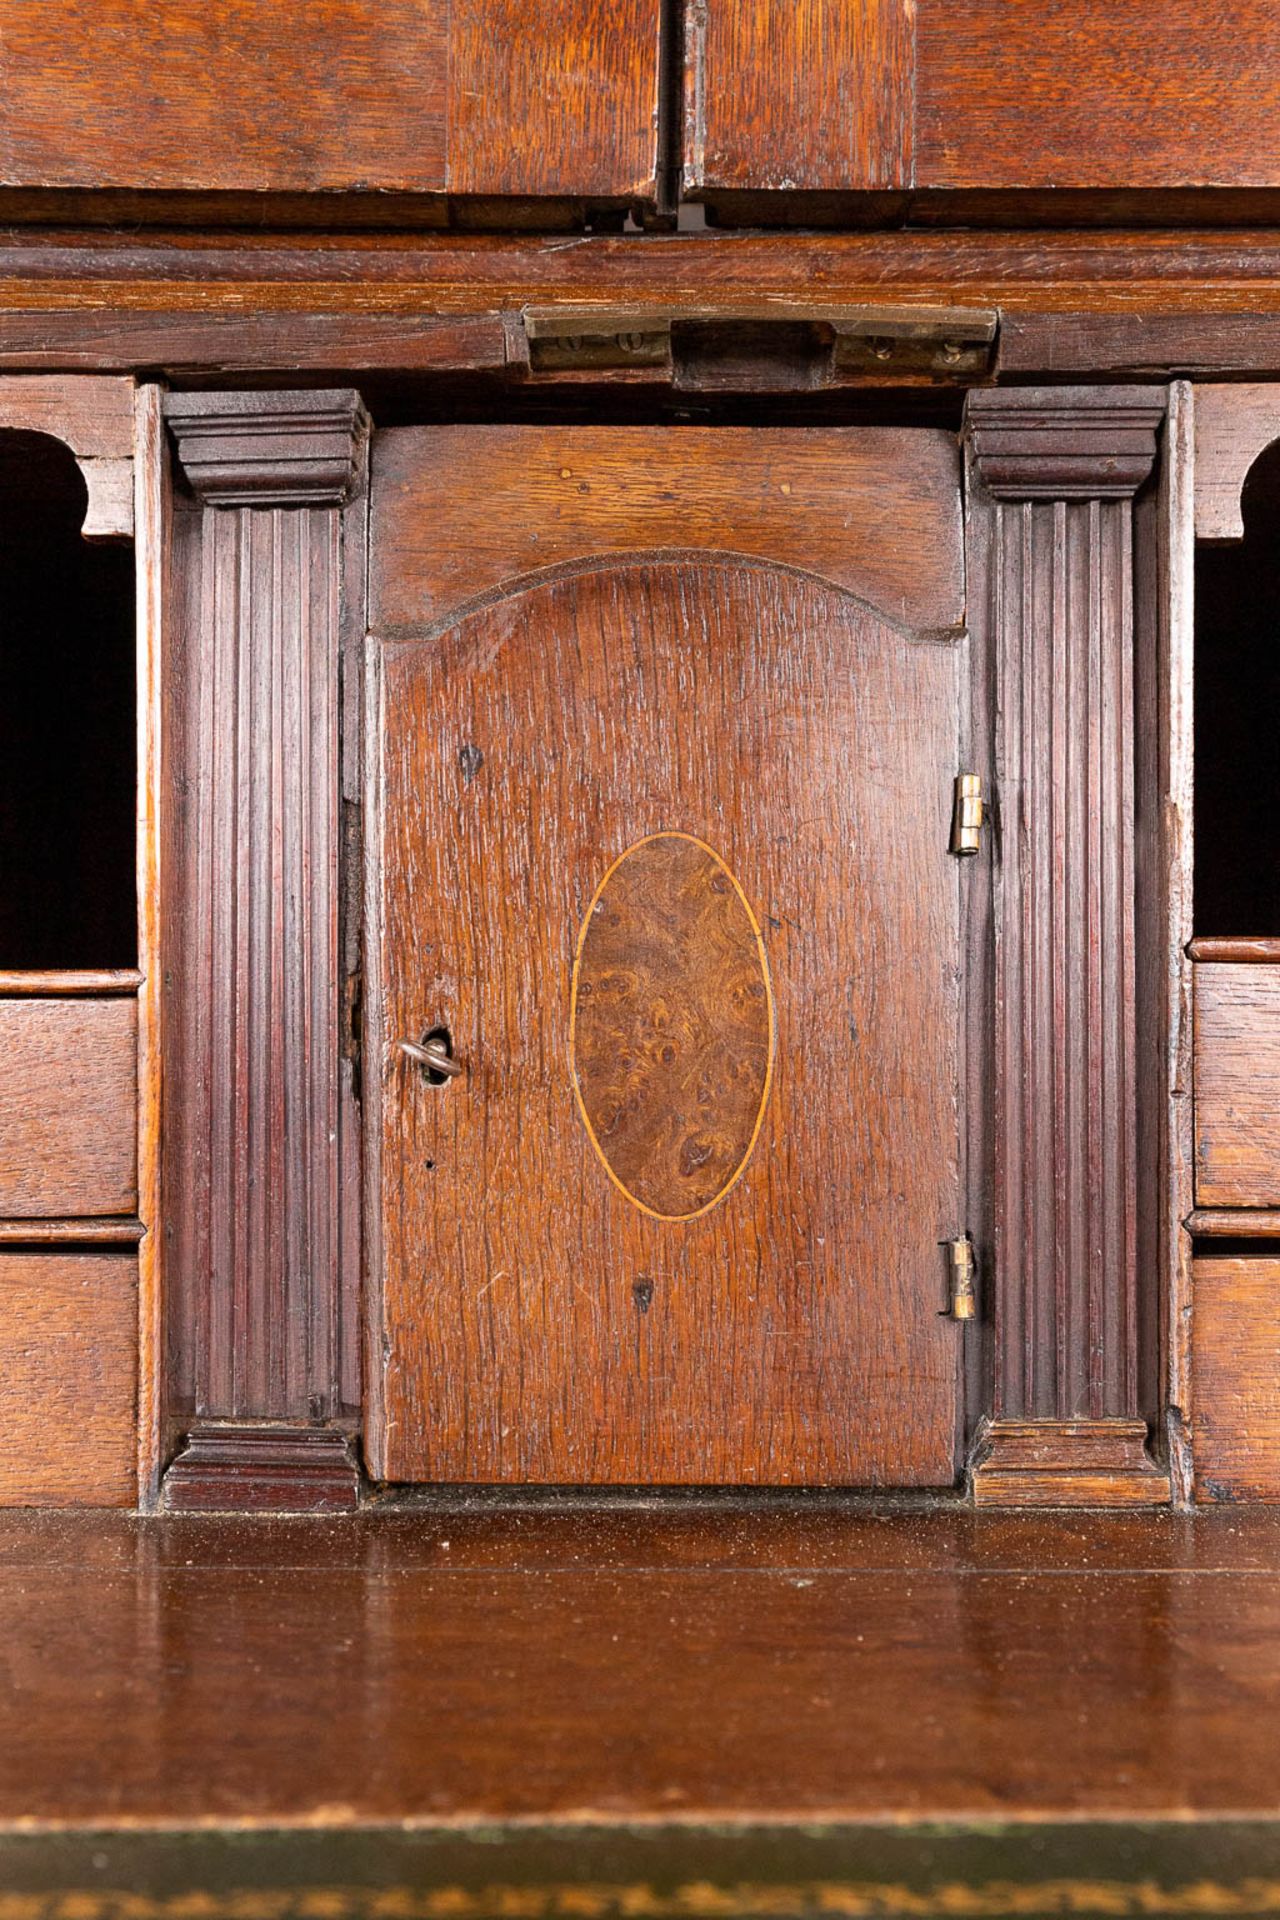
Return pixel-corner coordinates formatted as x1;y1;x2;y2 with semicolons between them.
1190;937;1280;963
0;311;512;376
967;390;1162;1457
916;0;1280;190
973;1419;1170;1508
369;428;966;1485
1001;313;1280;381
0;1;448;193
450;0;659;198
0;999;136;1217
1136;379;1196;1505
134;383;167;1509
370;426;964;637
163;393;367;1428
0;1254;136;1506
684;0;913;194
162;1425;361;1514
1194;1258;1280;1501
0;373;134;537
1194;383;1280;541
0;0;657;204
11;231;1280;327
0;1217;143;1244
570;834;773;1222
0;971;140;995
0;304;1257;389
3;1509;1280;1826
1189;1209;1280;1237
0;373;133;456
1194;964;1280;1208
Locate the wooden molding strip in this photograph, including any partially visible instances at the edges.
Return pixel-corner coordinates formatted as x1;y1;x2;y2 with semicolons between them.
971;1419;1171;1508
0;1217;145;1245
0;969;142;995
1189;937;1280;963
161;1424;361;1514
1188;1209;1280;1238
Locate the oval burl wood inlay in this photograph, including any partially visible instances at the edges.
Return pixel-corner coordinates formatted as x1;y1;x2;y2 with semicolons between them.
570;833;774;1221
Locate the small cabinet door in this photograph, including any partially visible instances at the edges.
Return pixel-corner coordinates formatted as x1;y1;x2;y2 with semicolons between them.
365;425;971;1486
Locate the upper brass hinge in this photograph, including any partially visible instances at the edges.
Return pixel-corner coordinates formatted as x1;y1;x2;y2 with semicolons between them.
950;772;985;855
946;1237;978;1321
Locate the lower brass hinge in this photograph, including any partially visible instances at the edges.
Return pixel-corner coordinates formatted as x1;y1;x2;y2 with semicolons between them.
950;772;985;855
946;1236;978;1320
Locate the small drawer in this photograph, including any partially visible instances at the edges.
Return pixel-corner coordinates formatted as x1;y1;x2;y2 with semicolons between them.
0;1252;137;1506
0;997;137;1216
1194;1257;1280;1502
1194;962;1280;1208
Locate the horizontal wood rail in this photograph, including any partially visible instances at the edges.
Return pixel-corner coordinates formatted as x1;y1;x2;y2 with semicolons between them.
0;969;142;995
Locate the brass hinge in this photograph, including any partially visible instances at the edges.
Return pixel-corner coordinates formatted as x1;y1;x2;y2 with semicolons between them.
946;1237;978;1321
950;772;984;855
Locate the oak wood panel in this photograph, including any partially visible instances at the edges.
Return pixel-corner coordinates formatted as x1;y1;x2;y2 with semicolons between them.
0;1254;136;1506
1194;383;1280;542
450;0;659;199
370;469;966;1485
1194;1258;1280;1501
0;373;133;455
0;1;658;203
370;426;964;637
4;1510;1280;1825
916;0;1280;190
10;231;1280;325
1194;963;1280;1208
163;393;368;1430
0;1;448;193
19;306;1280;388
0;998;136;1217
0;312;512;376
1001;314;1280;380
684;0;913;195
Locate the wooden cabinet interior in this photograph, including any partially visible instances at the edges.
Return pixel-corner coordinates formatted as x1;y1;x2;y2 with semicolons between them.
5;13;1280;1897
0;16;1274;1509
0;378;148;1509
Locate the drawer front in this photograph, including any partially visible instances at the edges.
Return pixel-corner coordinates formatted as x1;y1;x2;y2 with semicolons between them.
1194;965;1280;1207
0;1253;136;1506
0;999;136;1217
1194;1257;1280;1502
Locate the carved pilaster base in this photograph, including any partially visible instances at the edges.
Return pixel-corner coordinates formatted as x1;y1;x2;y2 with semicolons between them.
971;1419;1171;1508
161;1424;362;1513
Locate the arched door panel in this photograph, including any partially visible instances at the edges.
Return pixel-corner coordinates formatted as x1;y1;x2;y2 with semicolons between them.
366;426;969;1486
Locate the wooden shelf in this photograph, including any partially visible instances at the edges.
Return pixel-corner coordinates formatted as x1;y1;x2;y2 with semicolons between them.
0;970;142;996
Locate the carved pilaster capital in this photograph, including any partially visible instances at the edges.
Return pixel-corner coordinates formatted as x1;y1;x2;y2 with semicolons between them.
967;386;1165;501
165;388;370;507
